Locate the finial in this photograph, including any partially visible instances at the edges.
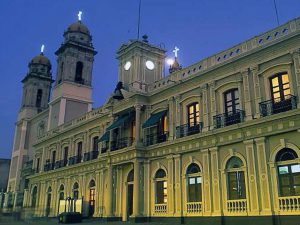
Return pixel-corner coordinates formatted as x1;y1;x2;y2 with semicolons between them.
78;11;82;21
173;46;180;58
40;44;45;55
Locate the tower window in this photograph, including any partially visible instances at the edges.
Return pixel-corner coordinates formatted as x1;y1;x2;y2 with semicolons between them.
75;61;84;84
58;62;64;84
36;89;43;108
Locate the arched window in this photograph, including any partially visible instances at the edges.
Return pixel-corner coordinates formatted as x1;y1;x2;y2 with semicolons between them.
31;186;38;207
89;180;96;188
36;89;43;108
59;185;64;200
73;182;79;199
155;169;167;204
276;148;300;196
93;136;99;151
270;73;290;102
224;89;240;114
186;163;202;202
88;180;96;216
226;156;246;200
75;61;83;84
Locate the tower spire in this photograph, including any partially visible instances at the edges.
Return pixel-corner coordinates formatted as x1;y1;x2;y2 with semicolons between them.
78;11;82;22
40;44;45;55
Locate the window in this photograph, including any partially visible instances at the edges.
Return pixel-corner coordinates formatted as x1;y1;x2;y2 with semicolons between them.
77;142;82;162
155;169;167;204
276;148;300;196
93;136;99;151
31;186;38;207
75;61;83;83
51;151;56;170
36;89;43;108
224;89;240;114
187;103;200;127
73;182;79;199
226;157;246;200
59;185;64;200
36;158;40;173
58;62;64;84
186;163;202;202
63;147;68;166
270;73;290;102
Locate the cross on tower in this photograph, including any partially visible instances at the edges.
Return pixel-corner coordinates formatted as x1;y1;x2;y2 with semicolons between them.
78;11;82;21
41;45;45;54
173;46;180;58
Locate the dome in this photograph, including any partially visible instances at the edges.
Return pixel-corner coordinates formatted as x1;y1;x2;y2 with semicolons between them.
67;21;90;35
30;54;51;66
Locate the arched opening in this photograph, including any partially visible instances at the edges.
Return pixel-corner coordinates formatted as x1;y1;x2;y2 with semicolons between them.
186;163;202;203
276;148;300;196
36;89;42;108
75;61;84;84
155;169;167;204
223;88;240;126
226;156;246;200
73;182;79;199
46;186;52;217
88;180;96;217
127;170;134;217
31;186;38;208
59;184;64;200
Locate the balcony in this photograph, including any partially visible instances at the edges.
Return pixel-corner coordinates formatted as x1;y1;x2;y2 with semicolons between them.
186;202;202;214
68;156;81;165
54;160;65;169
110;137;134;151
144;132;168;146
226;199;247;213
83;150;99;161
213;110;245;129
259;95;297;117
43;161;54;172
279;196;300;212
176;123;203;138
101;146;108;154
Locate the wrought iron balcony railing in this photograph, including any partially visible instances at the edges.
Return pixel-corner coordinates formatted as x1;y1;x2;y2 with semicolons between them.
83;150;99;162
213;110;245;129
101;146;108;154
54;160;65;169
68;156;81;165
176;123;203;138
110;137;135;151
259;95;297;117
44;162;54;172
144;131;169;146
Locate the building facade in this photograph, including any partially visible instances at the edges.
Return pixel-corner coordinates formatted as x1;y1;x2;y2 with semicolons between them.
5;16;300;225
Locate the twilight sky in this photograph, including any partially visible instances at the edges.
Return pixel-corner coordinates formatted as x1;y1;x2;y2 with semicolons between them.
0;0;299;158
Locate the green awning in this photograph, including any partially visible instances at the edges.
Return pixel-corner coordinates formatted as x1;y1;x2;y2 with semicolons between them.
142;110;167;128
99;131;109;142
106;114;132;131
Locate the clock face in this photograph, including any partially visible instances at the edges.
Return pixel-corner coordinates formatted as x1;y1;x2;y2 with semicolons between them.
124;61;131;71
146;60;155;70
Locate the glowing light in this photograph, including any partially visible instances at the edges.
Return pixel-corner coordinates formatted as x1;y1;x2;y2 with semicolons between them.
78;11;82;21
173;46;179;58
146;60;155;70
124;61;131;71
167;58;174;66
41;44;45;54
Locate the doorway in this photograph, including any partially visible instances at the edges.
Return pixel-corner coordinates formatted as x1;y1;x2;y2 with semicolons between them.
127;169;134;218
46;187;52;217
88;180;96;217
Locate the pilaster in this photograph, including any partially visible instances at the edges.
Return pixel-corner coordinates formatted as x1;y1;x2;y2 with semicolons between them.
291;50;300;107
241;68;253;120
209;147;221;216
167;155;175;215
202;149;212;215
251;65;261;118
173;154;182;217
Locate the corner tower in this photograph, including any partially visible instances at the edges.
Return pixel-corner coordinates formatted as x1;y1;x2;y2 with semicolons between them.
117;36;166;92
49;17;97;129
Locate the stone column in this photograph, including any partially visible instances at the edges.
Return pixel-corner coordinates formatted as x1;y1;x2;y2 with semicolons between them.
209;147;221;216
39;181;46;217
241;68;253;120
202;149;212;215
133;160;141;217
209;81;216;130
168;97;175;140
244;140;259;214
174;95;181;128
143;160;150;217
201;84;209;131
135;105;142;145
94;171;101;217
173;155;182;217
106;164;113;217
255;137;272;215
251;65;261;118
291;50;300;107
167;155;175;215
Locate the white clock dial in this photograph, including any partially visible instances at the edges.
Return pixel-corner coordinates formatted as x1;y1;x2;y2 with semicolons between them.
124;61;131;71
146;60;155;70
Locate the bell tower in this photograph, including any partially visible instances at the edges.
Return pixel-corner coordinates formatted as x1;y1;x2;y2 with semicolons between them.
117;35;166;92
49;14;97;129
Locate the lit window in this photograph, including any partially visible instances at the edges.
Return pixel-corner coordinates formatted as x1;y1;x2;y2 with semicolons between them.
187;102;200;127
186;163;202;202
270;73;290;102
155;169;167;204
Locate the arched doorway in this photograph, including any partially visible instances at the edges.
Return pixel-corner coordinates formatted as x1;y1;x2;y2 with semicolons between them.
46;186;52;217
127;170;134;217
88;180;96;217
31;186;38;208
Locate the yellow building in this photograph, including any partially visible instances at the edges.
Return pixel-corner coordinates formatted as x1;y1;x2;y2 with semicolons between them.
4;15;300;225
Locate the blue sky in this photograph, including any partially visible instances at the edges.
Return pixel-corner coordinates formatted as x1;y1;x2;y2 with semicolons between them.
0;0;299;158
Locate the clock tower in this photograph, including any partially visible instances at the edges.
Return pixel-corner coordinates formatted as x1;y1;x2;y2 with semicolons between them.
116;36;166;92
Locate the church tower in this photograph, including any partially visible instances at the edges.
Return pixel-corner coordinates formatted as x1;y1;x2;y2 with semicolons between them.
7;50;52;194
117;35;166;92
49;15;97;129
